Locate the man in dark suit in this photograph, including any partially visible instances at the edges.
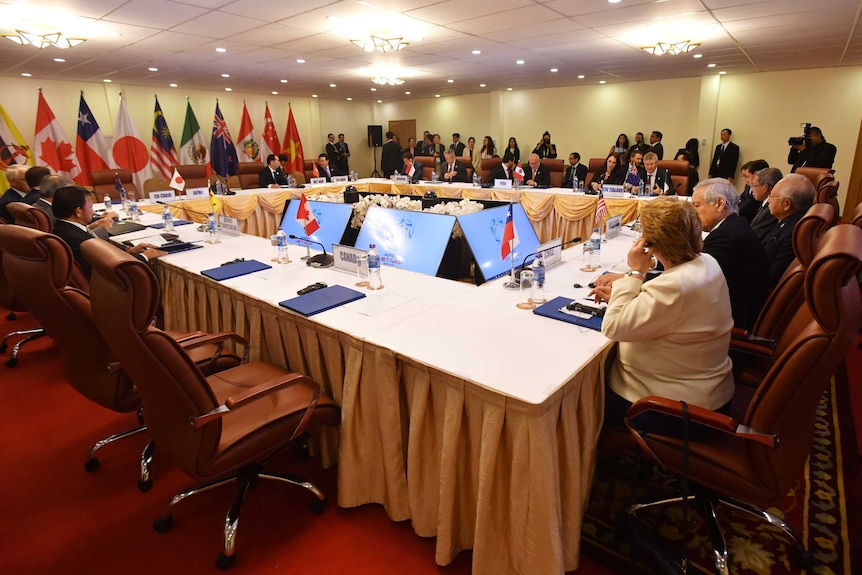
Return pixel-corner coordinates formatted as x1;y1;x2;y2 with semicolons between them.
649;131;665;160
0;164;38;223
381;131;402;178
761;174;816;287
400;152;423;183
708;128;740;180
33;175;75;226
788;126;837;171
440;150;469;183
743;167;782;240
692;179;769;330
335;133;351;174
563;152;588;189
523;153;550;187
628;132;650;158
315;154;341;182
623;150;647;189
642;152;675;195
259;154;289;188
449;133;466;157
489;153;515;184
25;166;51;198
51;186;162;279
325;133;339;165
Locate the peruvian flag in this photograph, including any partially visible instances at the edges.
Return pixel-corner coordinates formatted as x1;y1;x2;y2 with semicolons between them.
501;203;519;260
235;101;260;162
112;95;151;191
75;93;111;185
406;161;416;178
296;193;319;235
260;102;280;161
513;162;525;182
169;167;186;191
34;90;81;180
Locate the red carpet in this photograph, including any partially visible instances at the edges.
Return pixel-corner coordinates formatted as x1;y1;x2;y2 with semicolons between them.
0;311;617;575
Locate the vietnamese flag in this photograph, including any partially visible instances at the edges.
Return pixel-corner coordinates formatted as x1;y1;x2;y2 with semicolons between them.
296;193;319;235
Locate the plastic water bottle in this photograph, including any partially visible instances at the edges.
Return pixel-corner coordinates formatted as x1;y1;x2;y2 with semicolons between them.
215;179;224;195
514;177;521;190
119;187;129;212
207;212;220;244
286;174;295;188
589;227;601;268
103;194;112;212
162;205;174;231
367;244;382;290
638;180;646;197
276;229;288;263
129;198;140;221
472;172;480;187
350;170;357;182
431;171;438;183
532;251;546;304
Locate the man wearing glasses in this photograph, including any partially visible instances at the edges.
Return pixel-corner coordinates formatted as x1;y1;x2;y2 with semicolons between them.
762;173;815;287
746;167;782;240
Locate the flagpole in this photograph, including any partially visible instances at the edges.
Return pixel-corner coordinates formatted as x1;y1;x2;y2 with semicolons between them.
502;201;520;290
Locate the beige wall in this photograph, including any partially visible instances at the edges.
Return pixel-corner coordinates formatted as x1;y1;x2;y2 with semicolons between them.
2;66;860;204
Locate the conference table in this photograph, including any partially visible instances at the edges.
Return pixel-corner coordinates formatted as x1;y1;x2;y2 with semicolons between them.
140;179;645;246
116;206;643;574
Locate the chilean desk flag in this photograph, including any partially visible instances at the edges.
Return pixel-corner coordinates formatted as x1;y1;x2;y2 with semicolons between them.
501;203;519;260
513;162;525;182
296;193;319;235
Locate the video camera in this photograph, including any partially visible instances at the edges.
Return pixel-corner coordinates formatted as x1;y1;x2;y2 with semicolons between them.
788;123;812;146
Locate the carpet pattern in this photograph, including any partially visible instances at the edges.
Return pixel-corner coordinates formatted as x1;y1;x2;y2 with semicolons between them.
582;380;854;574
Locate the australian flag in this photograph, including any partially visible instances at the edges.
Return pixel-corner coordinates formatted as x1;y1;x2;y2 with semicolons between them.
210;102;238;178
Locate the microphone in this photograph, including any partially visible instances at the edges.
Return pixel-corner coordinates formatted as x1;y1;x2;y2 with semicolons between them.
288;234;334;268
515;237;582;279
156;200;214;219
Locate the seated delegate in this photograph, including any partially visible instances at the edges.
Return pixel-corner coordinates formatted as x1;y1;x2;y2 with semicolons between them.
590;198;734;432
589;153;624;193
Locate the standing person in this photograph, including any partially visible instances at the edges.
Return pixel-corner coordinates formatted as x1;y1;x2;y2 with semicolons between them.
480;136;496;160
788;126;837;171
628;132;650;158
450;133;466;157
649;131;665;160
325;133;338;165
469;137;482;175
708;129;740;180
336;133;351;174
404;137;418;156
532;131;557;158
380;131;402;178
608;134;629;158
505;137;521;163
674;138;701;169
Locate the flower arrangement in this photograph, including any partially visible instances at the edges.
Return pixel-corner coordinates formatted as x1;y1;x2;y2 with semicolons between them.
350;194;423;229
424;198;484;238
308;192;345;204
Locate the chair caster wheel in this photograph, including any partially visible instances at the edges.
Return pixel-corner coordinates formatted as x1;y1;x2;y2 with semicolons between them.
153;515;173;533
310;497;326;514
216;552;236;570
6;357;18;368
0;343;7;353
84;458;100;472
5;311;14;321
791;547;814;569
138;479;153;492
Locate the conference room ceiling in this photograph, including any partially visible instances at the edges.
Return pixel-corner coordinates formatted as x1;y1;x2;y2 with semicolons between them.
1;0;861;102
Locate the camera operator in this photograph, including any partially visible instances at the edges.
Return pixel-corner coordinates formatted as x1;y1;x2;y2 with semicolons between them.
788;125;836;172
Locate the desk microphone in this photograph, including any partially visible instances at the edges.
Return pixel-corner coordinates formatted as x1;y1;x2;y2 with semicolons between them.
288;234;334;268
516;237;582;279
156;200;215;219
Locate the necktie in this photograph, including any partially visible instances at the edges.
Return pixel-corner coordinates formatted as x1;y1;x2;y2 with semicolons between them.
449;164;453;173
649;174;655;189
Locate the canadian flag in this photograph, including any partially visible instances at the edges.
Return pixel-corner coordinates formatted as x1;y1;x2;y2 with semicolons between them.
296;193;320;235
34;90;81;180
169;167;185;191
406;161;415;178
513;162;525;182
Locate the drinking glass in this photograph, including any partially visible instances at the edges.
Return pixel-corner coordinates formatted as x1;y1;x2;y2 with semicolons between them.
355;254;369;287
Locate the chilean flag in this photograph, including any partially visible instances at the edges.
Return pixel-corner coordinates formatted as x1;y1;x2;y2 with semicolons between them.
513;162;525;182
501;203;519;260
296;193;319;235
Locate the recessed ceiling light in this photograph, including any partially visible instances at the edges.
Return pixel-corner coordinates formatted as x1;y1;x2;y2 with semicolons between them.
170;83;178;87
472;50;481;55
329;83;336;87
516;59;525;65
280;79;288;83
550;68;558;73
296;59;306;64
21;72;31;77
719;71;727;75
578;75;585;79
148;67;158;72
221;73;230;78
327;15;340;21
312;94;318;98
103;79;112;83
215;47;226;53
370;88;377;91
347;97;352;101
53;58;65;63
479;83;486;88
435;94;440;98
507;87;513;91
608;0;621;3
693;54;703;59
707;63;716;68
377;99;382;103
404;91;411;95
447;79;454;83
225;87;232;91
271;91;278;95
599;80;606;84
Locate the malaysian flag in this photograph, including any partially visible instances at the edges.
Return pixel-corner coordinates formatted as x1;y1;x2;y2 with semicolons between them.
595;192;608;224
150;96;178;180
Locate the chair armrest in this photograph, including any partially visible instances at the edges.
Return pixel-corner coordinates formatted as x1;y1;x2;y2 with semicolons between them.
729;338;775;358
179;331;251;364
172;330;208;343
190;373;321;442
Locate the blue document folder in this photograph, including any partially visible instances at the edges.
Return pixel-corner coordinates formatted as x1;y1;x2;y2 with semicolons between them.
201;259;272;281
532;296;603;331
278;285;367;317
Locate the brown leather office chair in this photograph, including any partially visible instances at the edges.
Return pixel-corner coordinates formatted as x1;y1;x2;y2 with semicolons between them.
82;238;341;570
854;202;862;228
815;180;840;225
176;164;210;189
540;158;564;187
8;202;52;231
794;166;832;186
236;162;262;189
622;223;862;574
91;169;140;201
585;157;607;188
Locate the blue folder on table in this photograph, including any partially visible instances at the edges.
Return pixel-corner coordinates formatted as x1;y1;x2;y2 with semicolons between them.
159;242;203;255
533;296;603;331
201;259;271;281
148;219;194;229
279;285;366;317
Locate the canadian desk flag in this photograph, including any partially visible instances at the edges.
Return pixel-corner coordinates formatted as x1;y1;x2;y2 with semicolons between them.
501;203;519;260
296;193;319;235
513;162;525;182
169;167;185;191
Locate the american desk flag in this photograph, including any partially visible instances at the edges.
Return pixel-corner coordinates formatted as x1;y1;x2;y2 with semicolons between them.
150;96;178;180
595;192;608;224
75;93;111;186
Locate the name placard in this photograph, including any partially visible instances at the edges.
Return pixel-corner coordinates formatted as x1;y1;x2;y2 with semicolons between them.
332;175;349;183
220;215;241;236
605;214;623;239
150;189;176;202
187;187;209;198
332;243;367;274
602;184;625;197
536;237;563;268
309;177;327;185
392;175;410;184
494;179;512;189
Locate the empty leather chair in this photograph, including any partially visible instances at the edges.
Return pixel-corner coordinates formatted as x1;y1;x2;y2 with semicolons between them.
794;166;832;186
621;223;862;574
815;179;840;225
82;238;340;569
176;164;210;189
236;162;262;189
540;158;564;187
91;169;139;201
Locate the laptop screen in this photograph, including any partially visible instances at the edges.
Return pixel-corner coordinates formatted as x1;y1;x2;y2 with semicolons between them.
278;199;354;253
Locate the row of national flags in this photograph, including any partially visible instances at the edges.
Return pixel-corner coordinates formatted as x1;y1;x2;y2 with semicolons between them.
0;92;305;192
